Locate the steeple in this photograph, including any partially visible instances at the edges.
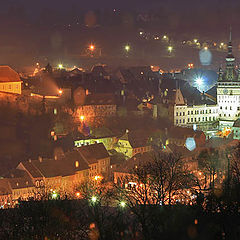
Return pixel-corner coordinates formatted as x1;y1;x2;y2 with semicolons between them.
225;26;236;81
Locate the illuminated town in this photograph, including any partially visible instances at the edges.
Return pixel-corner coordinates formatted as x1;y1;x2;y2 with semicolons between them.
0;1;240;239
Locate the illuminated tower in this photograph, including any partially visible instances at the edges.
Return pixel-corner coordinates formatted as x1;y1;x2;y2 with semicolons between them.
217;29;240;129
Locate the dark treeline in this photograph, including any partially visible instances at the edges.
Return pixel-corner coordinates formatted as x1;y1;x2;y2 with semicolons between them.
0;191;239;240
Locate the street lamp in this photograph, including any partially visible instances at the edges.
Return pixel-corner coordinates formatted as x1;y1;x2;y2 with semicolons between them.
58;89;63;95
168;46;173;53
119;201;126;208
91;196;97;203
89;44;95;51
58;64;63;69
80;115;85;121
125;44;130;52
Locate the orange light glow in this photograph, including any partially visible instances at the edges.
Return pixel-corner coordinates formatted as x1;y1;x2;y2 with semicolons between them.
89;44;95;51
94;175;102;181
80;115;85;121
58;89;63;95
76;192;80;197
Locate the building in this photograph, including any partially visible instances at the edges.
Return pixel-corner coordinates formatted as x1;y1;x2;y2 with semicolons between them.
174;31;240;137
17;153;89;194
0;66;22;94
77;143;111;179
231;118;240;140
166;126;206;148
116;129;152;158
217;32;240;130
74;127;117;150
74;93;117;123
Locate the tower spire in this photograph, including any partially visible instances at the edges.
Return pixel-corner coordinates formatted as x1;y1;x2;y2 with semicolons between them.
229;25;232;43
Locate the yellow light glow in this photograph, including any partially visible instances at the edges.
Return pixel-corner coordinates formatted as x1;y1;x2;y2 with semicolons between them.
204;46;208;50
168;46;173;52
80;115;85;121
125;45;130;52
58;89;63;95
76;192;80;197
58;64;63;69
193;39;198;43
163;35;167;39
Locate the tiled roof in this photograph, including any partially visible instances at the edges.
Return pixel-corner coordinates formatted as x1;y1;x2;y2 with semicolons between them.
233;118;240;127
168;126;204;140
119;129;151;148
0;66;21;82
20;152;89;179
116;152;154;173
77;143;109;164
20;161;43;178
0;179;12;195
8;177;34;190
84;93;116;105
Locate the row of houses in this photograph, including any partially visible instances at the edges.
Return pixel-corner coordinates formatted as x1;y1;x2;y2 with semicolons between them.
0;143;110;208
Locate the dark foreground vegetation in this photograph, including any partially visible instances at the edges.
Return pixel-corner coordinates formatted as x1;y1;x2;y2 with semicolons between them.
0;190;240;240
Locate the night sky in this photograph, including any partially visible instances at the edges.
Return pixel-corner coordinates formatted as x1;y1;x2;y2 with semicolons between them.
0;0;240;69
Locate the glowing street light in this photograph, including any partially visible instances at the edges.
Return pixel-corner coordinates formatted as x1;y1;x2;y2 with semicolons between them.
125;44;130;52
94;175;102;181
196;77;203;86
75;192;80;198
163;35;168;40
91;196;97;203
203;46;208;51
119;201;126;208
58;89;63;95
89;44;95;51
52;191;58;199
168;46;173;53
58;64;63;69
193;39;198;43
80;115;85;121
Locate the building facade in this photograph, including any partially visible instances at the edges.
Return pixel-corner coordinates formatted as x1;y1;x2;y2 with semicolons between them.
174;32;240;135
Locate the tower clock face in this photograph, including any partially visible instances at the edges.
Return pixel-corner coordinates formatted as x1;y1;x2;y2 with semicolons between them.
223;89;228;94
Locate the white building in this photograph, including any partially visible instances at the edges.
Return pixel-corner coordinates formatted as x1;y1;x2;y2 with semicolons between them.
174;32;240;135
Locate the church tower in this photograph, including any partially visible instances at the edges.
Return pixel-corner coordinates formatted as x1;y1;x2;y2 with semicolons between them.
217;29;240;129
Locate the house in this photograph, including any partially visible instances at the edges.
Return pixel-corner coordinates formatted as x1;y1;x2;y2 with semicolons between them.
232;118;240;140
166;126;206;148
74;93;117;123
116;129;152;158
77;143;110;179
74;127;117;150
17;152;89;194
0;66;22;94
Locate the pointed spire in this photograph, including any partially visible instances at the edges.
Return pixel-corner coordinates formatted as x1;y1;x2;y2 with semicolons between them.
229;25;232;43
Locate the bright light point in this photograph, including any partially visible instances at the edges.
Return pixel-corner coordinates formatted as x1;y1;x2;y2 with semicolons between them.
185;137;196;151
89;45;95;51
139;31;143;35
58;89;63;95
80;115;84;121
91;196;97;203
168;46;173;52
58;64;63;69
52;192;58;199
163;35;167;39
196;77;203;85
125;45;130;52
204;46;208;50
220;42;224;46
120;201;126;208
76;192;80;197
193;39;198;43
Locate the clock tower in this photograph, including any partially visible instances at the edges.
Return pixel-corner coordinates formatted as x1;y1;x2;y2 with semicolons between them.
217;30;240;129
